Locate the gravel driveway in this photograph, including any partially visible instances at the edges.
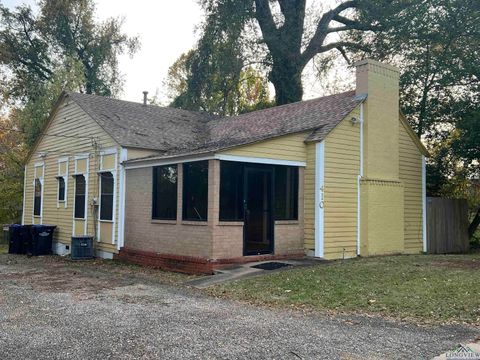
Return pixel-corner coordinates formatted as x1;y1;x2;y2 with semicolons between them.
0;254;477;360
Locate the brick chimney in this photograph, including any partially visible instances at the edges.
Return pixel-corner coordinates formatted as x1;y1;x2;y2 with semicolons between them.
355;59;400;180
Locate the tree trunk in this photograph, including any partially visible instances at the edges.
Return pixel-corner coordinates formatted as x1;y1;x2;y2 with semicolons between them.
468;207;480;239
269;62;303;105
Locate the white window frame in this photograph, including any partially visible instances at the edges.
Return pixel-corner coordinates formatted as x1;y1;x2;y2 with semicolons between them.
72;154;89;235
57;157;69;209
97;148;118;244
32;162;45;224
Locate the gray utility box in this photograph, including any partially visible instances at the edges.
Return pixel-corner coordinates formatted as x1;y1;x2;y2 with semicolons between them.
71;236;94;260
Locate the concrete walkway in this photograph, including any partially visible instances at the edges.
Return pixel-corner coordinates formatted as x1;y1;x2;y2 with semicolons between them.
185;259;320;288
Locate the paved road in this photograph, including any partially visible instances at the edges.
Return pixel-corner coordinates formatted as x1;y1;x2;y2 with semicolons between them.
0;255;477;359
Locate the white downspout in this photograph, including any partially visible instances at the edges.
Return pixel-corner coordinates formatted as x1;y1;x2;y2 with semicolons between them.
357;103;365;256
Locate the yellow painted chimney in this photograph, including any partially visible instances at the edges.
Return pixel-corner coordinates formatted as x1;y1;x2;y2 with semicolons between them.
355;59;404;256
355;59;400;180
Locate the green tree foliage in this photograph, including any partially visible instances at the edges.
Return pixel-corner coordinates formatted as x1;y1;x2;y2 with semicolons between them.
348;0;480;138
0;0;138;223
0;0;139;144
167;51;272;115
0;117;26;224
173;0;408;108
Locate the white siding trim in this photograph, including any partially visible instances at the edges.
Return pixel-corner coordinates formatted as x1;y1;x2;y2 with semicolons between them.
314;141;325;258
214;154;306;167
117;148;128;250
100;147;118;156
125;154;215;170
22;165;27;225
112;151;118;244
422;155;427;253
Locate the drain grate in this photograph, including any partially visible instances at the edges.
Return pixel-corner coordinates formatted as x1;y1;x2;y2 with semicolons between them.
251;262;292;271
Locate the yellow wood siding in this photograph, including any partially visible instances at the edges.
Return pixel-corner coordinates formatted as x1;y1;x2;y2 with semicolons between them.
323;108;361;259
218;132;308;162
24;99;119;254
303;142;316;251
399;121;423;253
126;147;161;160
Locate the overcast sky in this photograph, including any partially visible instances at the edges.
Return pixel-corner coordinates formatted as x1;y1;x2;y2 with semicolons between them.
3;0;352;104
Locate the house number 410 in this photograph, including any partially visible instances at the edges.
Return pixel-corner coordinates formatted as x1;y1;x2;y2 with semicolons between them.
319;186;325;208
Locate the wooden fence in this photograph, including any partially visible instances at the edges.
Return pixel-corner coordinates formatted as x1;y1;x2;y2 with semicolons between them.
426;197;469;254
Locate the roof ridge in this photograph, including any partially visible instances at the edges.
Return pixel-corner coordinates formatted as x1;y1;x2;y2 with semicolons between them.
65;91;217;119
210;89;356;123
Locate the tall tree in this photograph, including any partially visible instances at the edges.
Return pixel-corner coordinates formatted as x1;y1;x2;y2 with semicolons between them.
167;51;272;116
0;0;139;144
174;0;406;108
346;0;480;137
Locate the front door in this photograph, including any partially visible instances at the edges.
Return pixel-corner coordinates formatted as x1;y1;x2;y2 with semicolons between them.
244;166;274;255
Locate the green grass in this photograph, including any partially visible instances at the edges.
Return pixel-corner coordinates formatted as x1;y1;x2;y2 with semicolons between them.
209;254;480;324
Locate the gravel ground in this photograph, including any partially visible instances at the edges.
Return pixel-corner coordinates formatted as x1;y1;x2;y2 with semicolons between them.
0;254;478;360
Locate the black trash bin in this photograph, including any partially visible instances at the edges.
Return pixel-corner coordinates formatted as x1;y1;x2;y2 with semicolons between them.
8;224;32;254
29;225;56;256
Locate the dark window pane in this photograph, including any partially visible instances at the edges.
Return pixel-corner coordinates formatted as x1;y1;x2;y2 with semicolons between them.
275;166;298;220
100;172;114;221
34;179;42;216
219;161;244;221
58;177;65;201
183;161;208;221
74;175;86;219
152;165;177;220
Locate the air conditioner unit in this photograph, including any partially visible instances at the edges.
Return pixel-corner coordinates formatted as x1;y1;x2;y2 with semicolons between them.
71;236;94;260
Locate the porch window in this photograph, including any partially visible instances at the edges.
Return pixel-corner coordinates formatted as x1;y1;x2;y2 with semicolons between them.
219;161;244;221
274;166;298;220
152;165;177;220
74;175;86;219
100;172;114;221
182;161;208;221
57;177;65;202
34;179;42;216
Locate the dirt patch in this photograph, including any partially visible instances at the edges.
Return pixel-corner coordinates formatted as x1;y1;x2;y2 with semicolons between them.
0;254;197;296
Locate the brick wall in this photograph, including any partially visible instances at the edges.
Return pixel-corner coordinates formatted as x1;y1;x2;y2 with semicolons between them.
124;160;305;268
124;162;213;258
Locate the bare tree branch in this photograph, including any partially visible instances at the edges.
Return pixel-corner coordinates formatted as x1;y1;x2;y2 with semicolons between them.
300;0;359;67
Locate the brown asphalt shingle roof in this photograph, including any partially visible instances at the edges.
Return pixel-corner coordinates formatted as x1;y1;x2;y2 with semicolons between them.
67;90;364;159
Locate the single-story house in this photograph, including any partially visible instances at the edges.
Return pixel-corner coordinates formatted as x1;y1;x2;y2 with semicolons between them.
22;59;429;273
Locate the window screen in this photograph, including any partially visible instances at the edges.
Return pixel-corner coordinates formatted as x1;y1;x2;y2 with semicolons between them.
58;177;65;201
74;175;86;219
219;161;244;221
100;172;114;221
34;179;42;216
274;166;298;220
152;165;177;220
182;161;208;221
